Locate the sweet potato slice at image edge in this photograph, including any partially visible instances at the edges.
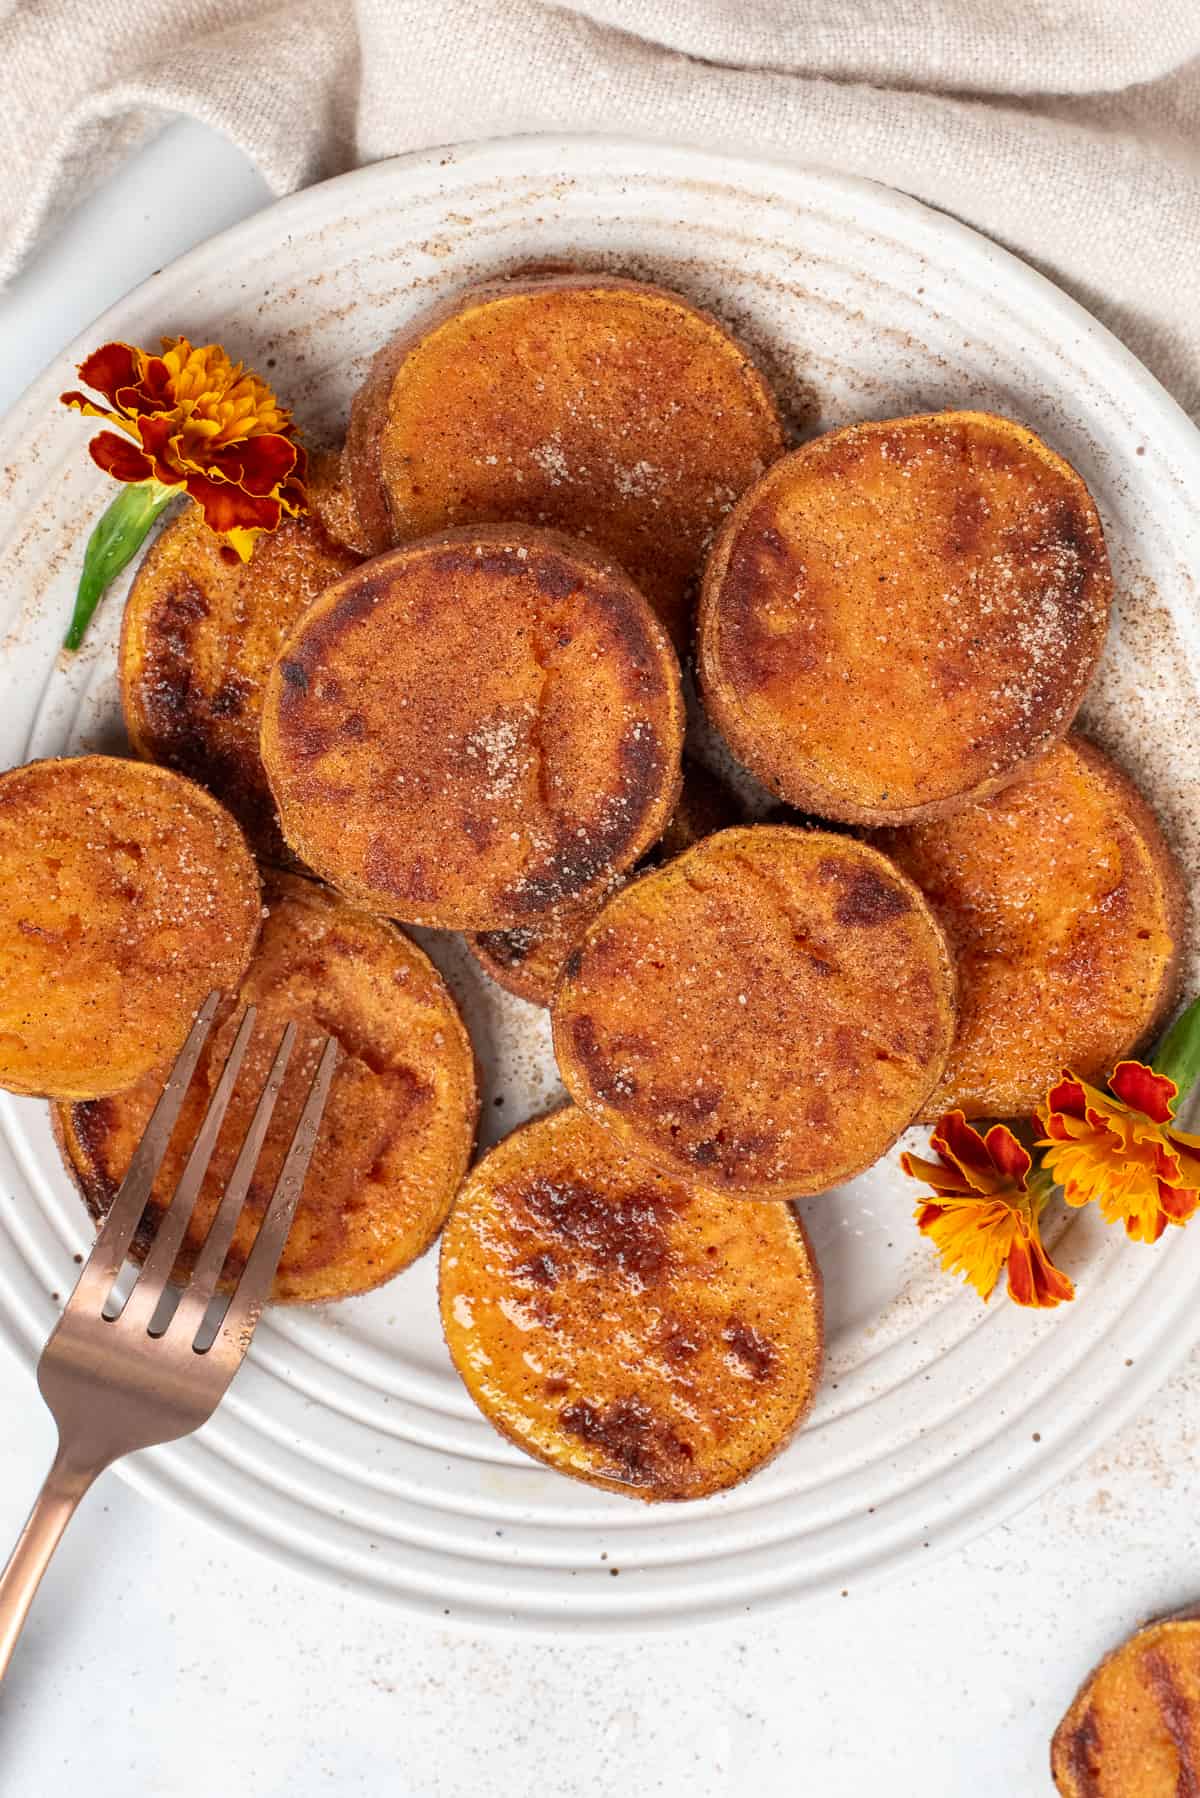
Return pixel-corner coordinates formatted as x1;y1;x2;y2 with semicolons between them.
1052;1617;1200;1796
0;755;260;1101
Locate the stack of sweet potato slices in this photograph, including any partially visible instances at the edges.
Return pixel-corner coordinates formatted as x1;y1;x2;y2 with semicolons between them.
0;269;1185;1503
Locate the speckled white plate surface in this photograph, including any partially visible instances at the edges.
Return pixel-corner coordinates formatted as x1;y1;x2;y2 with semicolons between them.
0;134;1198;1633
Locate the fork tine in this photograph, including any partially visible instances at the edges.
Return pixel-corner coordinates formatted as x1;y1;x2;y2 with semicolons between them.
116;1005;258;1334
72;992;222;1313
168;1021;297;1346
208;1035;338;1359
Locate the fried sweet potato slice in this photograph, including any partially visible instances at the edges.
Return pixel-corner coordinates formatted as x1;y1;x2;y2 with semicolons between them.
1052;1616;1200;1796
54;868;477;1303
878;735;1185;1119
440;1105;822;1500
260;526;685;930
469;754;740;1006
552;825;956;1198
121;449;363;856
698;411;1112;824
345;273;786;645
0;755;260;1099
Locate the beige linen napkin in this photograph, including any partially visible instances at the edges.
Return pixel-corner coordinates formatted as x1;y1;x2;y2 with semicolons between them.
2;0;1199;414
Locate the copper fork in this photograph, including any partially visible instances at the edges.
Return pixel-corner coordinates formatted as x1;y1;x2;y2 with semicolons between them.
0;992;337;1680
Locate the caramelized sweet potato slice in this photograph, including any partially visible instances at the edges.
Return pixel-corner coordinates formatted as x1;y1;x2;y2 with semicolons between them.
0;755;260;1099
260;526;685;930
1052;1617;1200;1795
345;273;786;645
552;825;956;1198
121;449;363;856
878;735;1185;1119
54;868;477;1303
440;1105;822;1500
698;411;1112;824
469;754;740;1006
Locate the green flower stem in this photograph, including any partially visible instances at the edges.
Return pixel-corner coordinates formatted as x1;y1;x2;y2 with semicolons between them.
1151;994;1200;1106
1026;1163;1056;1211
64;479;177;652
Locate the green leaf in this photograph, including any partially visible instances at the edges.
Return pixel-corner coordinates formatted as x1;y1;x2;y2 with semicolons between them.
64;480;177;652
1151;995;1200;1107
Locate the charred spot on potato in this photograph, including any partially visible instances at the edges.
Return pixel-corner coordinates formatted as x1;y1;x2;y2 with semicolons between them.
535;558;580;602
515;1172;681;1289
479;927;537;970
1062;1707;1102;1794
723;1320;778;1382
657;1314;704;1363
208;677;250;719
67;1097;121;1201
515;1251;561;1288
820;860;913;927
559;1395;694;1485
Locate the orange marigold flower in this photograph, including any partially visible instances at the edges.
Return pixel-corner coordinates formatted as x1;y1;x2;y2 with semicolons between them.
1039;1061;1200;1245
61;337;306;560
902;1111;1075;1308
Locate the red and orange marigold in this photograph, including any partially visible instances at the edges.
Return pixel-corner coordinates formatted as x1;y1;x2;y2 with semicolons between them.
1039;1060;1200;1245
903;1111;1074;1309
60;337;308;650
62;337;306;556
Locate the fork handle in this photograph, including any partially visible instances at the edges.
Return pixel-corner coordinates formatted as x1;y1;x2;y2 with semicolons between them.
0;1443;100;1681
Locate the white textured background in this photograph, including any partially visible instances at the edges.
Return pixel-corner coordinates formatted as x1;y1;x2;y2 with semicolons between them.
0;121;1196;1798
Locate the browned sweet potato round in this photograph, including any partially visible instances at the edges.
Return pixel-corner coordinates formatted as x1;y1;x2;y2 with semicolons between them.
698;411;1112;824
345;273;786;645
0;756;260;1100
260;527;685;930
54;868;477;1303
1052;1616;1200;1795
878;735;1185;1120
440;1105;822;1500
552;825;956;1198
469;755;740;1006
121;449;363;856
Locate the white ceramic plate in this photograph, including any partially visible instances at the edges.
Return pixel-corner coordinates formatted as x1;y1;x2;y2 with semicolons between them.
1;135;1198;1633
